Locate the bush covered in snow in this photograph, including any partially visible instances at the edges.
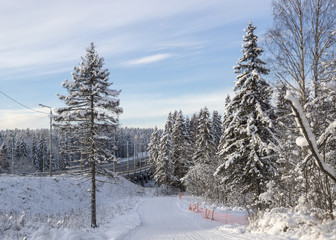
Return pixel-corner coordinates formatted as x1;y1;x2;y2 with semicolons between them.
249;207;336;239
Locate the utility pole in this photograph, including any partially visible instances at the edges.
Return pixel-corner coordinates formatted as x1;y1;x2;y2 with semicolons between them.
133;139;136;177
127;141;129;178
39;104;53;177
145;143;148;174
139;143;142;175
11;134;14;174
113;129;116;172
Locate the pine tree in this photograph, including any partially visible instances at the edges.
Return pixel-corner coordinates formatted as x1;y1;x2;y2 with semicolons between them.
183;115;194;166
166;112;174;135
211;110;222;148
31;137;37;160
37;135;47;172
54;42;122;228
20;138;28;158
185;116;191;137
184;107;217;198
15;138;21;158
189;113;198;148
215;22;278;207
193;107;216;164
0;143;9;173
58;135;70;171
59;155;67;171
148;126;160;175
31;137;40;172
154;122;175;188
217;95;231;155
171;111;191;190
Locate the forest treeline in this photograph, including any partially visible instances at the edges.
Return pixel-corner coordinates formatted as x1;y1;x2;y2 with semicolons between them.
0;127;154;174
148;0;336;223
0;0;335;228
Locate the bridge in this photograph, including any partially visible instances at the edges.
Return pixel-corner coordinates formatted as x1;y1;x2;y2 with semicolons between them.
29;154;151;186
104;155;151;186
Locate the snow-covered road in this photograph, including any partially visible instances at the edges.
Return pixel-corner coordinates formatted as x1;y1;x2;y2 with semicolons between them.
122;196;289;240
124;196;224;239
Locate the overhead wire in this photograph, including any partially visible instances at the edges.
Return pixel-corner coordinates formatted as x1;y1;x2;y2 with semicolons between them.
0;90;49;114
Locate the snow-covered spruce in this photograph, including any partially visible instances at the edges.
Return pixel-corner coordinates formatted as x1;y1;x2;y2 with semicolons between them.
153;119;175;188
215;22;279;207
211;110;222;148
148;126;160;175
184;107;218;199
54;42;122;228
171;111;192;190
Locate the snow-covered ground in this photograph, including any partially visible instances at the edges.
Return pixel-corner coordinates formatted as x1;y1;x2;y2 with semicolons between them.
0;174;144;239
0;174;334;239
122;195;289;240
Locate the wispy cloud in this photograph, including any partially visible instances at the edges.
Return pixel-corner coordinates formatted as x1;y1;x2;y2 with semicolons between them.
0;0;271;70
119;88;233;128
0;109;50;130
123;53;173;66
0;0;272;130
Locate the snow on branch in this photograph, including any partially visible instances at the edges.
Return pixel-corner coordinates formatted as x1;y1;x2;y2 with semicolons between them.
285;91;336;182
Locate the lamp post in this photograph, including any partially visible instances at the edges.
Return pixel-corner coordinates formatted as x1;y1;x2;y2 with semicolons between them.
39;104;53;177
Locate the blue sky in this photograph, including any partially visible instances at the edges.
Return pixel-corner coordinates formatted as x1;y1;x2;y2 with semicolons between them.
0;0;273;130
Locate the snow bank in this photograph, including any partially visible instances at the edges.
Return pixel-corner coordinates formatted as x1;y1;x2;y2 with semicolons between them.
249;208;336;240
175;194;291;239
45;212;141;240
0;174;145;240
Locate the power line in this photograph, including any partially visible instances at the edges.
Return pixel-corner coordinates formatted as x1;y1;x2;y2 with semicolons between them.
0;90;49;114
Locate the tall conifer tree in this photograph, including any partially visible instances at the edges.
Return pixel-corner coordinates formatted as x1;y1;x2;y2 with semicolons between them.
148;126;160;174
54;42;122;228
155;121;175;188
216;22;278;206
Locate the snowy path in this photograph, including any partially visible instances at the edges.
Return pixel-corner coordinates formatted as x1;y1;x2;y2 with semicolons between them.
122;196;289;240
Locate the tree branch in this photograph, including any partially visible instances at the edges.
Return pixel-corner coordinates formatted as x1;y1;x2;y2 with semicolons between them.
285;91;336;182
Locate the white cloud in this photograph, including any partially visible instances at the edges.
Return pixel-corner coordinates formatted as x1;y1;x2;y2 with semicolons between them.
123;53;173;66
119;89;233;128
0;109;50;130
0;0;272;130
0;89;233;130
0;0;271;70
0;0;219;69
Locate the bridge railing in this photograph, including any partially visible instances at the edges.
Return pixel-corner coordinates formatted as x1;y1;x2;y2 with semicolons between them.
14;153;150;178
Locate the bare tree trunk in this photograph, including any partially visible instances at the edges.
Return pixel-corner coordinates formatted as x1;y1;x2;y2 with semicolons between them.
298;0;306;105
90;95;97;228
325;175;334;220
267;0;308;104
91;155;96;228
286;94;336;182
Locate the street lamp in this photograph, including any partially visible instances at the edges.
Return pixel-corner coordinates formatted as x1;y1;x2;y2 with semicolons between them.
39;104;53;177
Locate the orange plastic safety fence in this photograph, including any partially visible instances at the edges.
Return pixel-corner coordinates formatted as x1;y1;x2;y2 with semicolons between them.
188;203;248;225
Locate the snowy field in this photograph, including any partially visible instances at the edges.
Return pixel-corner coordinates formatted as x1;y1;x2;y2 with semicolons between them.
0;174;335;240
